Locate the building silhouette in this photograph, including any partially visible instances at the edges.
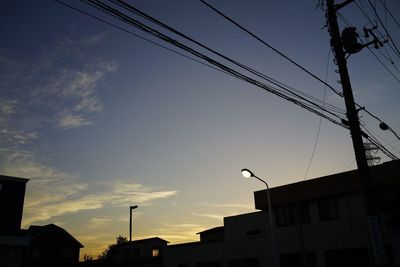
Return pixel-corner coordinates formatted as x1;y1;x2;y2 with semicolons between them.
0;175;30;267
2;159;399;267
107;237;168;267
24;223;83;267
162;160;400;267
0;175;28;235
0;175;83;267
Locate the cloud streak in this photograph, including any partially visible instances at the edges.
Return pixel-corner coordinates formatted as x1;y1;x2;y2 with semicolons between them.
147;223;206;244
0;34;117;150
0;151;177;227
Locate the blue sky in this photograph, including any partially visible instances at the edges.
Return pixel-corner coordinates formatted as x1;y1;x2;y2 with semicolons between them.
1;0;400;257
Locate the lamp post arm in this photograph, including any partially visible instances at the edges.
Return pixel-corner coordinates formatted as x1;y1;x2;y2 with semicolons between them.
253;175;270;190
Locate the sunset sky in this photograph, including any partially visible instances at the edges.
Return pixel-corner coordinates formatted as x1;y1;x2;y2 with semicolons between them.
1;0;400;258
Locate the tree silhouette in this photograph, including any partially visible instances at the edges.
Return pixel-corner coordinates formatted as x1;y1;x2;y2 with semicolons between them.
97;235;128;265
83;254;94;261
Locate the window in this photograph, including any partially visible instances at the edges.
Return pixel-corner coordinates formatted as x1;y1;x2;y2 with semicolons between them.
134;248;140;257
243;258;260;267
32;248;44;259
152;248;160;257
325;248;370;267
280;252;317;267
195;262;207;267
275;202;310;227
227;259;242;267
246;229;262;236
318;197;339;221
208;261;222;267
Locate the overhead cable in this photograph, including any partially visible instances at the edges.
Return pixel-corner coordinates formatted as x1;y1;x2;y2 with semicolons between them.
53;0;238;78
199;0;344;98
77;0;348;128
100;0;346;120
367;0;400;57
377;0;400;29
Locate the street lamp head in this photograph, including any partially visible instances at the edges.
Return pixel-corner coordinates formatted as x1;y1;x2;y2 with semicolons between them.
130;205;138;210
241;168;254;178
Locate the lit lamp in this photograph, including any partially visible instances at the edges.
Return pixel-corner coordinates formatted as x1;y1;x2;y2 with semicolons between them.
241;168;278;267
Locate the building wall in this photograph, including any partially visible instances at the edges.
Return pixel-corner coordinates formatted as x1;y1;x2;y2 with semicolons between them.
164;212;271;267
0;246;24;267
164;191;398;267
26;231;81;267
110;238;167;267
0;176;28;235
274;193;372;267
224;212;266;241
163;162;400;267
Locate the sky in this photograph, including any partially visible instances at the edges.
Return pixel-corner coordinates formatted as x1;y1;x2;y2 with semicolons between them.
1;0;400;258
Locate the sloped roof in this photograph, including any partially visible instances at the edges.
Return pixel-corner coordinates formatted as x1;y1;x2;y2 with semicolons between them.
0;175;29;183
130;237;169;244
28;223;84;248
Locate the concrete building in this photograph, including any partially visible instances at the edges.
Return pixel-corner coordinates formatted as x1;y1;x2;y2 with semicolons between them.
163;160;400;267
107;237;168;267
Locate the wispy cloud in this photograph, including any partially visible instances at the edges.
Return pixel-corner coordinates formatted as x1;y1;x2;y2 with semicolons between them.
0;34;118;150
147;223;206;244
0;151;177;227
206;203;253;209
1;151;77;182
22;180;177;226
58;112;92;129
62;34;106;47
88;217;113;229
191;213;224;221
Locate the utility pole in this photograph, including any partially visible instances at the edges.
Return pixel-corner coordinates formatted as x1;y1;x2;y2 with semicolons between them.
326;0;387;266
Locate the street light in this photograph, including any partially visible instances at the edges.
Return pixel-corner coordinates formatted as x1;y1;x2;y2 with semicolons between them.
130;205;138;266
241;168;278;267
130;205;138;243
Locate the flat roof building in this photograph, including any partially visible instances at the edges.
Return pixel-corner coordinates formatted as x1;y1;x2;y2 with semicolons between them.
163;160;400;267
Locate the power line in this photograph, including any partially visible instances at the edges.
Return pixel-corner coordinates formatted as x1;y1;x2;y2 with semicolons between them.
360;107;400;142
367;0;400;57
354;0;374;23
199;0;344;97
52;0;237;79
98;0;346;120
71;0;400;160
353;0;400;59
98;0;400;158
362;124;400;156
109;0;344;116
378;0;400;29
55;0;345;123
76;0;347;128
365;46;400;84
362;127;399;160
341;5;400;85
344;14;400;144
348;1;400;79
303;49;331;180
199;0;400;151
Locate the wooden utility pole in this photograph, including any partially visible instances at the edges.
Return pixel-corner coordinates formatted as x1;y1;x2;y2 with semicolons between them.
326;0;387;266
